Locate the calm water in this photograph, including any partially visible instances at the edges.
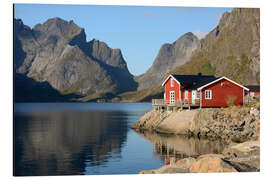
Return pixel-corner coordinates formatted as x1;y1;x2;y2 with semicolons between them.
14;103;226;176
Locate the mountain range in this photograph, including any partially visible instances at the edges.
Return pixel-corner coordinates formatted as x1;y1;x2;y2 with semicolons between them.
118;8;260;102
14;8;260;102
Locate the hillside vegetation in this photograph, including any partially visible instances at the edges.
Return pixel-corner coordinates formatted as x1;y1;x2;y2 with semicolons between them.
171;8;260;85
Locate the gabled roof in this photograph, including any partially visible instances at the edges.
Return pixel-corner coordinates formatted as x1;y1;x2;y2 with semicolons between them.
245;85;260;92
161;74;217;87
161;74;181;86
197;76;249;91
182;76;219;90
162;74;249;91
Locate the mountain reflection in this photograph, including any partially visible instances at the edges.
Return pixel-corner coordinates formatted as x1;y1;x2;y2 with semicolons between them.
136;131;227;164
14;110;128;176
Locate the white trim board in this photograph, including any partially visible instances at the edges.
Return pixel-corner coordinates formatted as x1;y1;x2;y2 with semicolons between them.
197;76;249;91
161;74;181;86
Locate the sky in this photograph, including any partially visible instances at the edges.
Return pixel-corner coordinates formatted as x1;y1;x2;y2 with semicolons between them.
14;4;232;76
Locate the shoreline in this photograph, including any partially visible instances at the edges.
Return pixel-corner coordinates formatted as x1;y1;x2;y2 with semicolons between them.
132;103;260;173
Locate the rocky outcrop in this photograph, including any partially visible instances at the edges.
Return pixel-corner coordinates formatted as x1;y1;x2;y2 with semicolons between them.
132;104;260;142
139;154;237;174
139;141;260;174
222;140;260;171
140;157;196;174
137;32;200;90
189;155;237;173
14;18;137;101
135;103;260;174
132;108;197;135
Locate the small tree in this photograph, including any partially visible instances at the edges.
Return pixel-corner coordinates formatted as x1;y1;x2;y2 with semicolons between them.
226;95;237;107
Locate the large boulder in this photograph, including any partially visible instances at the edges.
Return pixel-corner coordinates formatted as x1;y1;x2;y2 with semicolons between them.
222;141;260;171
139;157;196;174
225;141;260;157
189;155;237;173
157;110;198;134
139;166;188;174
174;157;196;169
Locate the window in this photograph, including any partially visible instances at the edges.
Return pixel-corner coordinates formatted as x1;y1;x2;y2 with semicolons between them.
205;90;212;99
185;90;188;99
171;78;174;87
196;91;200;99
170;91;175;104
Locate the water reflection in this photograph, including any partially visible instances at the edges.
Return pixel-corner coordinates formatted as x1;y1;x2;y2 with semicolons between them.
136;131;227;165
14;110;128;176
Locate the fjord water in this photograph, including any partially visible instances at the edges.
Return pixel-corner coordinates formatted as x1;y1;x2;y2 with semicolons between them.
14;103;226;176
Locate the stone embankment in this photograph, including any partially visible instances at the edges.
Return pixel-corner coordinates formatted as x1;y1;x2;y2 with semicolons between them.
132;104;260;143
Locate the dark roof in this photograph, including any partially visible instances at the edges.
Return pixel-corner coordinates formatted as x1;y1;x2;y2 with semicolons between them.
245;85;260;92
171;74;219;90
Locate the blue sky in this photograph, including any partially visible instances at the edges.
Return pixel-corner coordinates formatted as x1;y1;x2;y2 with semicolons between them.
14;4;232;75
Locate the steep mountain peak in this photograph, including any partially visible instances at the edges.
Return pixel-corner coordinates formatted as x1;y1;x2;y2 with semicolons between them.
36;17;78;29
33;17;83;42
177;32;197;40
14;18;32;37
89;38;128;69
137;32;200;90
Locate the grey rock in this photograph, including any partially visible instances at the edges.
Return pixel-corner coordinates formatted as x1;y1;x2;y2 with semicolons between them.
14;17;137;100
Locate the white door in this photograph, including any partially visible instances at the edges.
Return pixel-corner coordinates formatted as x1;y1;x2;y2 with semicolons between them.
192;90;196;104
170;91;175;104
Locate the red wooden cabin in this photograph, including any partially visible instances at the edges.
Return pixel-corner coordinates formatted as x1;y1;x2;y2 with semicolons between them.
161;74;249;108
245;86;260;97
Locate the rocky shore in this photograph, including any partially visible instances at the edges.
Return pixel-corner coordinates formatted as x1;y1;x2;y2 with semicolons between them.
132;104;260;143
132;103;260;173
139;140;260;173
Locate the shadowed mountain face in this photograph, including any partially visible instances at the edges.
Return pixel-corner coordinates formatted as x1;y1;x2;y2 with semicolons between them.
137;32;200;90
14;18;137;101
14;73;82;102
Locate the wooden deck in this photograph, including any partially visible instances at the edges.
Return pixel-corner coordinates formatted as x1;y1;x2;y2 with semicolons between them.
152;99;200;110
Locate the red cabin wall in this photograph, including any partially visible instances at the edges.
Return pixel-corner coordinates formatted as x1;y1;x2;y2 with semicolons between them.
248;91;260;97
164;77;180;104
201;79;244;107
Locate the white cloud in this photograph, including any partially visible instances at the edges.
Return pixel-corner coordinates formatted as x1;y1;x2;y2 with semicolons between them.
193;30;208;39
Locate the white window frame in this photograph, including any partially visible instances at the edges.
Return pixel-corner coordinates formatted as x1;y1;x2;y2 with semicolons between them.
205;90;212;99
185;90;188;99
171;78;174;87
196;91;200;99
170;91;175;104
